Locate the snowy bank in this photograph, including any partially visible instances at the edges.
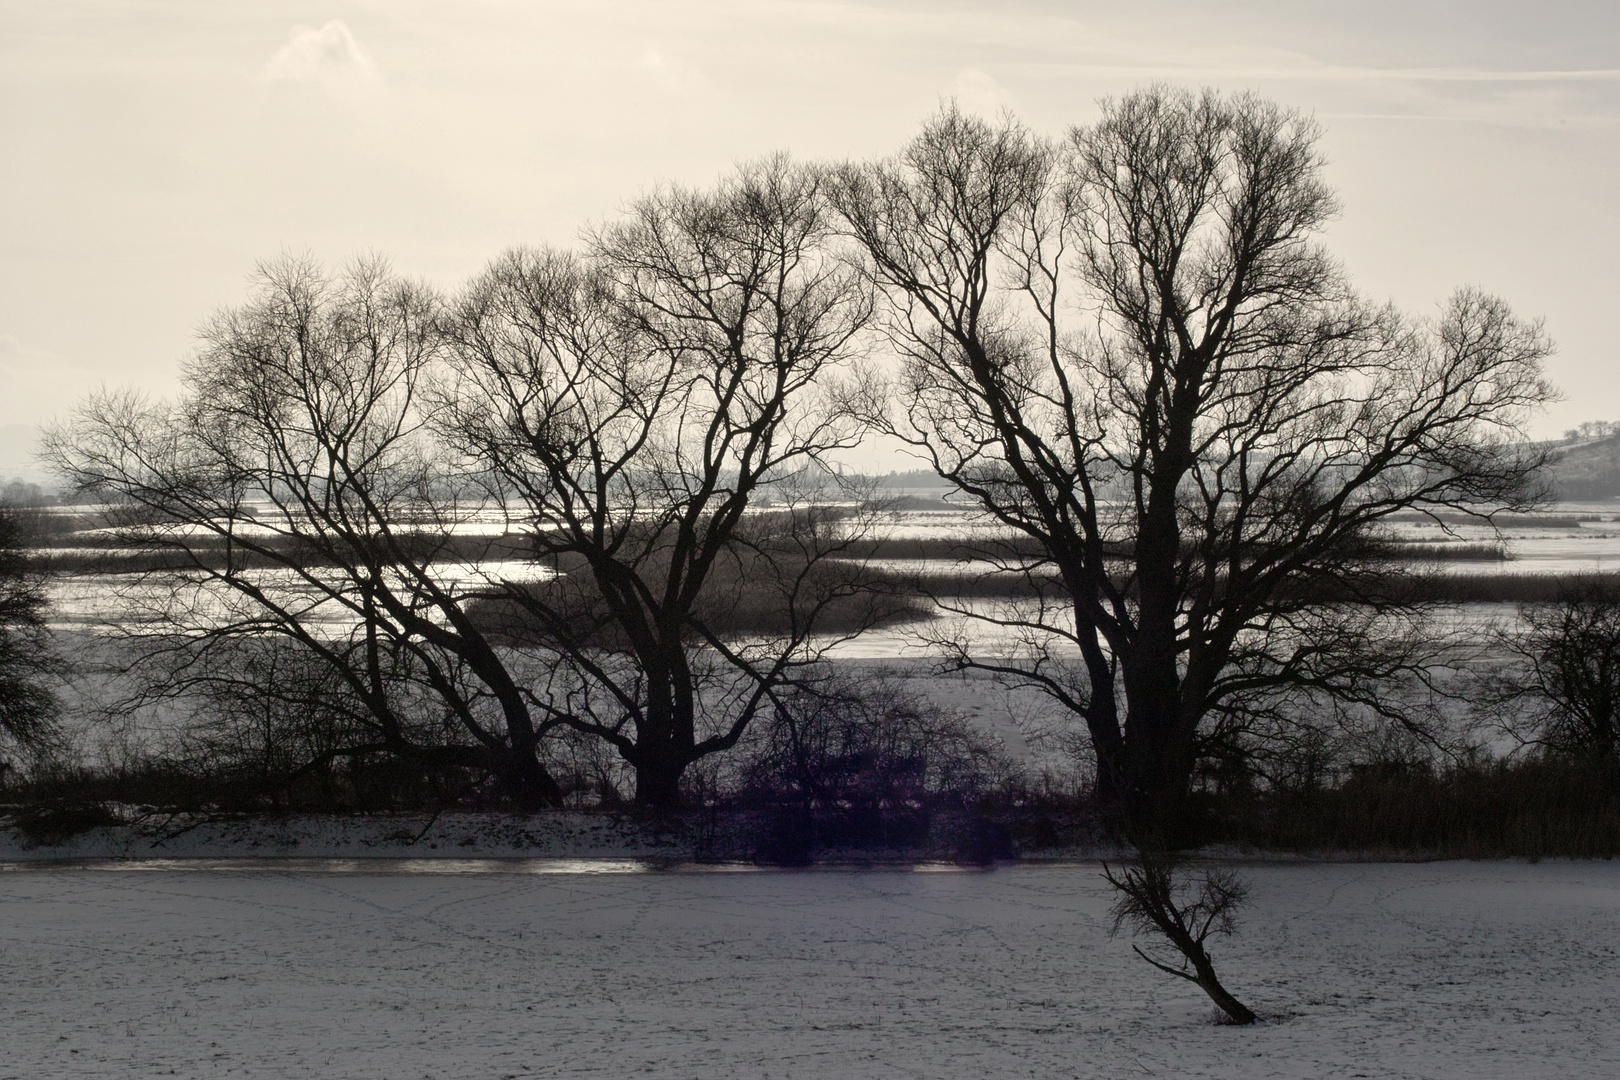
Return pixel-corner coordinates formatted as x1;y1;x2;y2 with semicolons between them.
0;808;1044;864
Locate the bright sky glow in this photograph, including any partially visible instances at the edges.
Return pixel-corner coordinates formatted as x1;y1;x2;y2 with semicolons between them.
2;1;1616;473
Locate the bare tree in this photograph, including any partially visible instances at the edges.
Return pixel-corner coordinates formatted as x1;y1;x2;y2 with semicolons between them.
45;256;569;809
47;162;893;813
441;158;892;808
829;88;1554;841
1105;853;1255;1024
0;498;58;752
1494;576;1620;762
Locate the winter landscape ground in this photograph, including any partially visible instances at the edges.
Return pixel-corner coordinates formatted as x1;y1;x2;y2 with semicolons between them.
7;506;1620;1077
2;859;1617;1079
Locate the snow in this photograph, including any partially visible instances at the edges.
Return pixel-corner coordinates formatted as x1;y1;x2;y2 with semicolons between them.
2;860;1617;1078
0;812;702;862
13;501;1620;1076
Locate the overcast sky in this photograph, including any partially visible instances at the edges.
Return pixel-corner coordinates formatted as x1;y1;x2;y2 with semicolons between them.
2;0;1616;472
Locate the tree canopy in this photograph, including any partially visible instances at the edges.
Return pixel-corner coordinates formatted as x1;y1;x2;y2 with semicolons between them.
828;86;1553;839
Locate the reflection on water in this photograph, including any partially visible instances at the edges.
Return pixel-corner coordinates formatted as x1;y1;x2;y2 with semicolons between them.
43;505;1620;638
45;560;555;631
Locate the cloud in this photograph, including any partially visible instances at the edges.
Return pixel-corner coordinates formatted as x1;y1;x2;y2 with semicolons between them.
262;21;379;94
638;47;705;92
953;68;1018;117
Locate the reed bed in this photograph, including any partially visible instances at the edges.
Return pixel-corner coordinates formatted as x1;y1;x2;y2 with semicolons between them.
1384;511;1605;529
1207;757;1620;859
861;567;1620;605
837;536;1511;563
1393;542;1511;561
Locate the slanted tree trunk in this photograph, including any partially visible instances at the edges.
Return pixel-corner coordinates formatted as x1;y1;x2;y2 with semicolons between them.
1183;948;1256;1026
1128;919;1256;1025
1105;855;1256;1025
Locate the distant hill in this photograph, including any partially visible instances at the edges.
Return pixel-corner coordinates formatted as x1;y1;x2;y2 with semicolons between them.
1547;434;1620;500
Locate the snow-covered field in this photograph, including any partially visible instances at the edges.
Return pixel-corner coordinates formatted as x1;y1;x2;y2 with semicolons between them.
2;860;1617;1079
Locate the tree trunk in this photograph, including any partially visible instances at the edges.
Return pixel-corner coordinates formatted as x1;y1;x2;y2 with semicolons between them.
1122;754;1201;849
1090;725;1129;829
1189;948;1257;1025
1123;468;1195;844
499;749;563;812
1120;685;1199;848
1092;746;1124;820
632;669;695;810
634;752;686;810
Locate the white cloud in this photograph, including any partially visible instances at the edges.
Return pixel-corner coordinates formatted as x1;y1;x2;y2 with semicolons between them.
953;68;1018;117
262;21;379;94
638;46;706;93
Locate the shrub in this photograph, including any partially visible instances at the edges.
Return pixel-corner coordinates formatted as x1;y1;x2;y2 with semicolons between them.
727;674;1019;860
